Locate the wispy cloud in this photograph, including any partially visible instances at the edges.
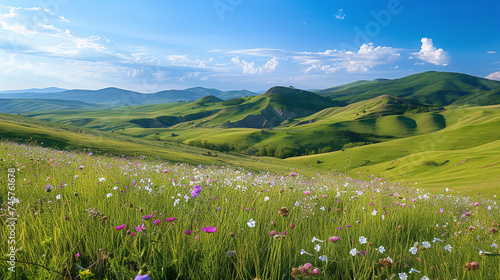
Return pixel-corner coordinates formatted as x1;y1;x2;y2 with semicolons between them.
487;51;497;54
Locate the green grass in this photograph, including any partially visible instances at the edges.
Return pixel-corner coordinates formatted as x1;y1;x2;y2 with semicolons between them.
285;106;500;195
0;141;498;279
0;113;300;175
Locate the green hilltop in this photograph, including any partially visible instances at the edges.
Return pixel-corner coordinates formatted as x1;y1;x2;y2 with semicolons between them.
317;71;500;106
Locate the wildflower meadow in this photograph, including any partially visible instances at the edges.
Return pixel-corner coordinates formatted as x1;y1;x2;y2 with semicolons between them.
1;141;499;279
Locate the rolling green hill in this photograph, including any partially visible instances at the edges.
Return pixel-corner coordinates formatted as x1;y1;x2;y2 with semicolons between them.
315;79;382;95
318;71;500;106
294;94;441;124
285;105;500;193
118;95;447;158
217;86;343;128
0;113;296;173
452;87;500;106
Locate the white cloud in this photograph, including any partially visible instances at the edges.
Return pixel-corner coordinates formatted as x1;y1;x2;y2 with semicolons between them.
262;57;278;71
296;43;401;74
167;54;213;68
413;37;450;66
0;6;131;61
487;51;497;54
0;6;69;35
167;55;190;64
335;9;345;20
0;6;214;91
485;71;500;81
225;43;401;74
231;56;278;74
226;48;286;57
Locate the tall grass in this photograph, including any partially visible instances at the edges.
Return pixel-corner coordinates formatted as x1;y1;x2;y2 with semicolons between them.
1;141;499;279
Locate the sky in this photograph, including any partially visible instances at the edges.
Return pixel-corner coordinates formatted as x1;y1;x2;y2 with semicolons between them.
0;0;499;92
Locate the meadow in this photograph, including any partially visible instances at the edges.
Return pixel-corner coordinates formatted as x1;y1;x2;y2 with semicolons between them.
1;141;499;279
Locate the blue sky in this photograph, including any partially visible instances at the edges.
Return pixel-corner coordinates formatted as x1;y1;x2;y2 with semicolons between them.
0;0;498;92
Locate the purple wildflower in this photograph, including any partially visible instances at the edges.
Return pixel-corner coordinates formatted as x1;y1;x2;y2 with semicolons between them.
191;185;202;198
135;223;146;232
201;226;217;233
134;274;152;280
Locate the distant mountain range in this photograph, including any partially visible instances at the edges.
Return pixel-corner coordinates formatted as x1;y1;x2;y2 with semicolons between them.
0;99;101;114
0;87;258;107
0;87;67;94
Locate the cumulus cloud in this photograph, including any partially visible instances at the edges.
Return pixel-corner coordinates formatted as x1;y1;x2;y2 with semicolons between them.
485;71;500;81
296;43;401;74
413;37;450;66
231;56;278;74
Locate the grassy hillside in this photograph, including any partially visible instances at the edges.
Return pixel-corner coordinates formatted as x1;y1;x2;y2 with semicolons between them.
315;79;381;94
160;95;445;155
285;105;500;194
453;87;500;106
318;71;500;106
0;113;298;173
294;95;441;123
